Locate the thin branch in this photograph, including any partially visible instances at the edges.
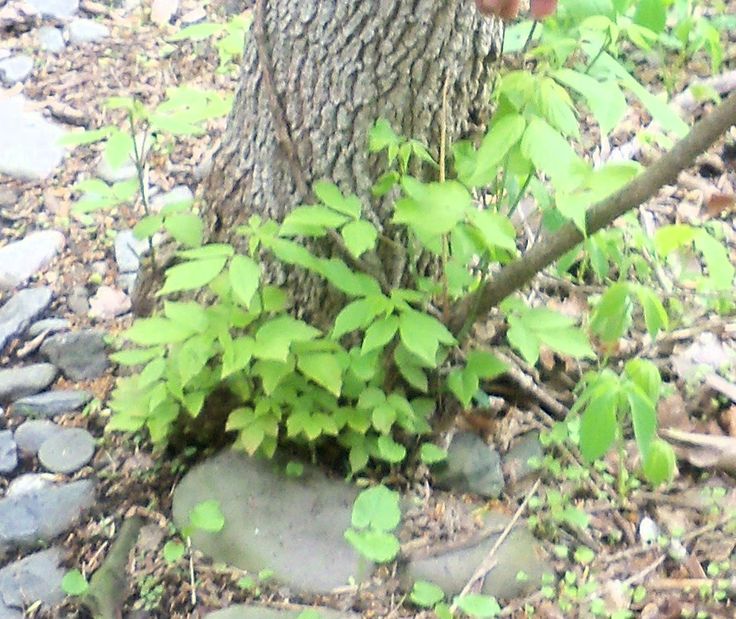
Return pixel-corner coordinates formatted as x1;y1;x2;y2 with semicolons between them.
449;89;736;336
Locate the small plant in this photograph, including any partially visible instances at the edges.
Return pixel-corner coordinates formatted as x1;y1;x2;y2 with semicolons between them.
572;359;676;492
344;485;401;563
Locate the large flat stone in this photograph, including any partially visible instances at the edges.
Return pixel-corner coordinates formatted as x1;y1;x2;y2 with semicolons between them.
0;95;67;181
172;451;369;594
206;606;358;619
0;480;94;550
403;511;552;600
0;231;65;290
11;390;91;417
0;548;66;610
0;287;53;353
0;364;57;402
41;329;108;380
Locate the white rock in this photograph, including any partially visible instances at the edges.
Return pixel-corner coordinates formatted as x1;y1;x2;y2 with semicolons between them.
0;55;33;85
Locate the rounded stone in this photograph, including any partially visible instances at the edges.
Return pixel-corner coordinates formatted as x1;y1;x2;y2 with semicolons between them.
14;420;64;455
38;428;95;474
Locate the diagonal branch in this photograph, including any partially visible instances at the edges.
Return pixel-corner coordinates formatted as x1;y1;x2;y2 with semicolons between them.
449;89;736;337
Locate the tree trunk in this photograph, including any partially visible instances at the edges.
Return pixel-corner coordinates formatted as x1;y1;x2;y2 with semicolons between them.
197;0;501;318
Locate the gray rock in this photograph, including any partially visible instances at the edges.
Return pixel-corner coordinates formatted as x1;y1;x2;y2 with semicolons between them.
433;432;505;499
95;156;136;183
0;548;66;610
0;187;18;208
206;607;358;619
37;26;66;53
118;272;138;294
172;451;369;594
25;0;79;18
115;230;149;274
7;474;53;497
0;480;94;550
0;287;53;353
12;390;92;418
0;431;17;474
403;511;553;599
0;230;65;290
0;364;57;402
502;432;543;487
0;603;22;618
13;420;63;455
0;55;33;85
0;95;67;181
150;185;194;213
27;318;69;337
66;285;89;315
38;427;95;474
41;329;108;380
68;18;109;44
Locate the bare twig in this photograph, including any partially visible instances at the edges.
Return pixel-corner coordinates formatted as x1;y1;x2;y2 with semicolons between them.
450;90;736;337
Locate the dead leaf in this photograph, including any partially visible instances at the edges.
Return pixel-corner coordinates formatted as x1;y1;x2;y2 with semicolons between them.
705;192;736;217
661;427;736;475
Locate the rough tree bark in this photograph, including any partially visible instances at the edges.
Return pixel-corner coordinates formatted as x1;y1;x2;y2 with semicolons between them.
197;0;502;316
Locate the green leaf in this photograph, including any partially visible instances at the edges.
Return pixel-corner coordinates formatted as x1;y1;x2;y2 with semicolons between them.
169;21;223;41
134;214;164;239
642;439;676;485
506;318;540;366
553;69;626;135
654;224;696;256
177;244;233;260
254;316;320;362
536;77;580;138
164;301;209;332
467;210;517;252
521;117;586;192
420;443;447;465
454;594;501;617
447;368;479;408
579;391;618;461
369;119;401;154
297;352;343;397
467;351;507;379
316;258;382;297
624;359;661;404
104;129;134;170
164;214;203;248
61;569;89;596
344;529;400;563
351;485;401;531
361;315;399;354
376;435;407;463
633;285;669;337
341;220;378;258
693;228;735;291
410;580;445;607
633;0;666;33
109;346;164;366
398;310;455;368
394;344;429;392
229;254;261;308
163;540;186;563
189;499;225;532
537;327;594;360
59;126;113;147
574;546;596;565
158;257;227;295
462;113;526;187
626;383;657;457
124;317;193;345
280;205;350;236
372;403;396;434
590;282;633;343
332;297;388;339
313;180;362;218
394;178;472;238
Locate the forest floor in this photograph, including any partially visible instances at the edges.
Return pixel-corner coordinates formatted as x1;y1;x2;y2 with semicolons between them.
1;0;736;617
